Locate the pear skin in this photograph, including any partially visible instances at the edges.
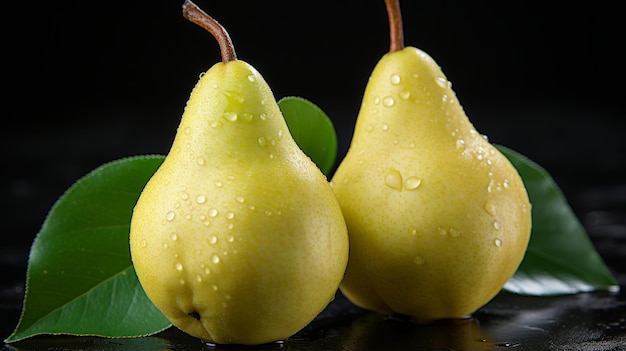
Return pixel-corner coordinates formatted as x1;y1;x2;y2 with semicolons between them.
130;3;348;344
331;46;531;322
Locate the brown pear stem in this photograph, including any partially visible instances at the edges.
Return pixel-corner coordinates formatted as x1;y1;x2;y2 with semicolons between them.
384;0;404;52
182;0;237;63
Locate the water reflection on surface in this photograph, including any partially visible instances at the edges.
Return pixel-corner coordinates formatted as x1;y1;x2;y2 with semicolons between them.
4;291;625;351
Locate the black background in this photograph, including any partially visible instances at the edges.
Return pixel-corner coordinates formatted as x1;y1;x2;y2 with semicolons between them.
4;0;625;257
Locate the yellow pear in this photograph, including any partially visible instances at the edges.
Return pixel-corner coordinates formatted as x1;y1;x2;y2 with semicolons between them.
129;1;348;345
331;0;531;323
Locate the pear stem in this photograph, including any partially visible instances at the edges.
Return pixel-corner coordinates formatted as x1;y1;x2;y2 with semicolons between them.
384;0;404;52
182;0;237;63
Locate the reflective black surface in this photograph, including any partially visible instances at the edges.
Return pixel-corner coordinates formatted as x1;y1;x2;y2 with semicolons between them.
3;289;626;350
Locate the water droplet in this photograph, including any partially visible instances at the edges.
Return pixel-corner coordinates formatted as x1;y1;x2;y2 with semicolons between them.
383;96;395;107
409;226;418;236
247;74;256;82
241;113;254;123
193;195;206;204
170;233;178;241
265;210;273;216
371;108;379;114
211;283;219;291
259;113;267;120
209;235;217;244
248;205;256;211
390;74;401;85
184;127;191;134
373;96;381;105
166;211;176;221
366;124;374;132
484;202;497;216
223;112;238;122
179;279;186;285
199;72;205;79
257;137;266;147
456;139;465;149
449;228;461;237
404;177;422;190
441;94;448;103
494;238;503;247
196;275;203;282
399;90;411;99
214;181;223;188
414;255;426;265
140;239;147;247
205;267;211;274
222;90;245;103
181;193;189;200
163;243;169;249
226;212;235;219
208;208;218;217
381;124;389;131
503;179;510;189
384;169;403;191
412;73;419;79
438;227;448;236
210;120;222;128
487;179;495;193
493;220;501;230
211;253;220;264
227;235;235;243
433;77;447;89
235;195;245;203
196;157;205;166
175;262;183;271
227;223;234;230
277;130;283;139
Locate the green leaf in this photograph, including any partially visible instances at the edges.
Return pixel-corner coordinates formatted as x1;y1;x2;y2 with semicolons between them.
5;155;170;343
278;96;338;176
497;145;620;296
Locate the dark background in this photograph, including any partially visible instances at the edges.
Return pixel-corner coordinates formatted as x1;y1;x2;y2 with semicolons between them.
3;0;625;286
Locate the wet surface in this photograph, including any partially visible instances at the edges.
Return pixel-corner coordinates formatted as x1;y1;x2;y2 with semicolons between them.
3;289;625;351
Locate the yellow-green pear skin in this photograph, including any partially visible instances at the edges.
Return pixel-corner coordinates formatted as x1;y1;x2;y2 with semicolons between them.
331;47;531;322
129;60;349;345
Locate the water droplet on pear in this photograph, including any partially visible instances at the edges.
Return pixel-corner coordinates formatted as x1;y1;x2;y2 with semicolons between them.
404;177;422;190
384;169;403;191
390;74;401;85
166;211;176;221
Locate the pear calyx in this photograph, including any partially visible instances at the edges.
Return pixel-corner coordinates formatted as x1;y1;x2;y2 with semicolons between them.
183;0;237;63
